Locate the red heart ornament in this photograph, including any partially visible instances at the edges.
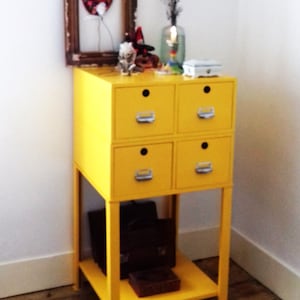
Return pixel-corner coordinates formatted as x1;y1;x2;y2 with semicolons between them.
82;0;113;15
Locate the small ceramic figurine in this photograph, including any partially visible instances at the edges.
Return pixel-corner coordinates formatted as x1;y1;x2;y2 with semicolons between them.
117;42;137;75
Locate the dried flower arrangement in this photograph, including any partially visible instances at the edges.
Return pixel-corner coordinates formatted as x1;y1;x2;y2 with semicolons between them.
164;0;183;26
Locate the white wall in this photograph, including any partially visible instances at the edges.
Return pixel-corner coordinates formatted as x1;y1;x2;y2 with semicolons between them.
233;0;300;275
138;0;238;74
4;0;300;298
79;0;123;52
0;1;73;296
0;1;239;297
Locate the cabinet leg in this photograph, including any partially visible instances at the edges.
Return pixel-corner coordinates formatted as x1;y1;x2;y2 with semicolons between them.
106;202;120;300
167;195;180;247
73;165;81;291
218;187;232;300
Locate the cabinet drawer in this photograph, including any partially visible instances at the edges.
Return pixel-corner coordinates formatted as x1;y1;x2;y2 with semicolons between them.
113;143;173;197
114;86;175;139
176;137;232;189
177;82;234;133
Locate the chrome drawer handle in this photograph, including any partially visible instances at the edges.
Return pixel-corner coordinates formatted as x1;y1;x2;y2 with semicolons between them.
197;107;215;119
135;169;153;181
136;112;155;123
195;162;213;174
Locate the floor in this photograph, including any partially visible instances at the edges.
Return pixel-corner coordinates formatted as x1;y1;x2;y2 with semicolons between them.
3;257;281;300
195;257;281;300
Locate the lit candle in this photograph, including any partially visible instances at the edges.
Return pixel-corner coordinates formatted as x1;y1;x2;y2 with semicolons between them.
170;25;177;44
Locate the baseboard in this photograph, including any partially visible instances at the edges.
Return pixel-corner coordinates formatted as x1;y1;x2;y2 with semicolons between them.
178;227;219;260
0;252;73;298
1;228;299;299
0;228;220;298
231;228;300;300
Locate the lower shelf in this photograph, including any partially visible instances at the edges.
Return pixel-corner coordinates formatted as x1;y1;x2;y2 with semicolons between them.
79;252;218;300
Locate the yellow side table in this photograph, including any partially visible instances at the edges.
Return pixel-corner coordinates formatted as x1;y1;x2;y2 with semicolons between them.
73;67;236;300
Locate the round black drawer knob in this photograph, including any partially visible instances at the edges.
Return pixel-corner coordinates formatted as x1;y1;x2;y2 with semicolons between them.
201;142;209;149
140;148;148;155
203;86;211;94
142;89;150;97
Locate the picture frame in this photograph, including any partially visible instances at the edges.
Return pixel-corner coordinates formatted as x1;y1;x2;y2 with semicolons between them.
64;0;137;66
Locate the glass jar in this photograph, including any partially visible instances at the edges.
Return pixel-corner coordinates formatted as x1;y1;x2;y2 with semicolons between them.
160;25;185;66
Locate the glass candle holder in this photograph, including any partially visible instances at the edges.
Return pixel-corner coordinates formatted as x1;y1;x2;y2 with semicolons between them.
160;25;185;66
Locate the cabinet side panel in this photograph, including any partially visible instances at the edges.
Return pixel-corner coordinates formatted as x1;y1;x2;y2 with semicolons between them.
74;68;112;199
74;69;113;141
229;79;237;182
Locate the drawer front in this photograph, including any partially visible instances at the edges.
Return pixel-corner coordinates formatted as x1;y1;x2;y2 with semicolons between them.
113;143;173;197
176;137;232;189
114;86;175;139
177;82;234;133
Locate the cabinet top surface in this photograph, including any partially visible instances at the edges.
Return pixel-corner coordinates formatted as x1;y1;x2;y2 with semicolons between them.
75;67;236;86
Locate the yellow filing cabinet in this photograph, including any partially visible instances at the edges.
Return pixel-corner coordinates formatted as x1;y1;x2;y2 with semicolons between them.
73;67;236;300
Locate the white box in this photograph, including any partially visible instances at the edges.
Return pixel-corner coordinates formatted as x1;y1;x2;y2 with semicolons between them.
183;59;223;78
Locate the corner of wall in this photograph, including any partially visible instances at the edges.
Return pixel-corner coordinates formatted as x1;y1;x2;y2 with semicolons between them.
231;228;300;300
